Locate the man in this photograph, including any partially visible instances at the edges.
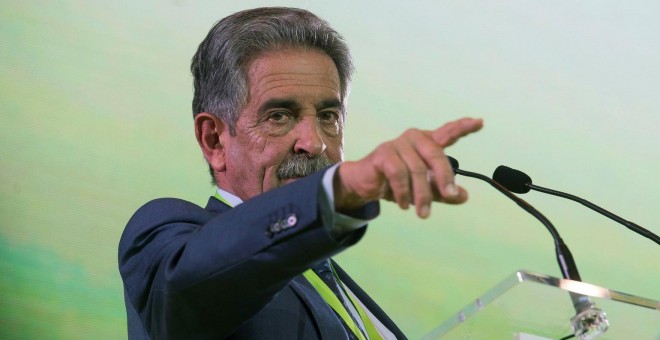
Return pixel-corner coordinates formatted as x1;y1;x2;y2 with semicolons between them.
119;7;482;339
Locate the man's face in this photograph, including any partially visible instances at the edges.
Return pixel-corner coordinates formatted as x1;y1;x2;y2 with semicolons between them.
216;48;345;200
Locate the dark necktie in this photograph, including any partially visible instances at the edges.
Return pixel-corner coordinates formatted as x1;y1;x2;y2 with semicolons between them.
312;259;366;340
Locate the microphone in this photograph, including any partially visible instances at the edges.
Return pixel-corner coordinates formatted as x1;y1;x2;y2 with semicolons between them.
448;156;609;339
447;157;580;280
493;165;660;246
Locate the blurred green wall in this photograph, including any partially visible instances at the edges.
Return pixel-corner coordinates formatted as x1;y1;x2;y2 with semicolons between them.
1;1;658;338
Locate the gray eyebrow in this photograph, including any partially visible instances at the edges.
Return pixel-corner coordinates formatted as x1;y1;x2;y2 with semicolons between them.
316;99;343;112
258;99;301;115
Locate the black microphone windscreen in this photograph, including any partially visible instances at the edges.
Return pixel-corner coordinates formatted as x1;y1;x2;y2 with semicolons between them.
493;165;532;193
446;156;459;174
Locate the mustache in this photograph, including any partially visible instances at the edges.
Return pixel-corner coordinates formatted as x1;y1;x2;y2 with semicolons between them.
277;154;335;179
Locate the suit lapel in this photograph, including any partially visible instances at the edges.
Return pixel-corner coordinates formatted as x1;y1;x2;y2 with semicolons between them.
331;260;407;339
289;275;350;339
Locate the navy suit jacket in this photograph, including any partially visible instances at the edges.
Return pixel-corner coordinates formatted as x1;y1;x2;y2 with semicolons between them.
118;170;406;339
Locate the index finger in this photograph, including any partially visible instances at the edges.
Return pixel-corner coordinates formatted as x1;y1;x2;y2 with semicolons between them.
424;117;483;199
431;117;483;147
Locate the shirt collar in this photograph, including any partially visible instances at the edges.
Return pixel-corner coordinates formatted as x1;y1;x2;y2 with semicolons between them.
215;187;243;207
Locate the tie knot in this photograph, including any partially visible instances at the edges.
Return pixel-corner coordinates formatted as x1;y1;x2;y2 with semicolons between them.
313;259;332;272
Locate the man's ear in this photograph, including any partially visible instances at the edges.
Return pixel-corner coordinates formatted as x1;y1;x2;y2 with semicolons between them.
194;112;228;173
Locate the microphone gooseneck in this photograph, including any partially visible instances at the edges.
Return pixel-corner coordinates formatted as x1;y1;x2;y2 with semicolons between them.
449;157;609;339
493;165;660;246
447;157;581;281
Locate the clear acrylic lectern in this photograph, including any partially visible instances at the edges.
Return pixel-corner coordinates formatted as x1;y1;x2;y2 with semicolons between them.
423;270;659;340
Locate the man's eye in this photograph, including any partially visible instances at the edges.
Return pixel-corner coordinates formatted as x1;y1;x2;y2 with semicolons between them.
268;111;290;122
318;111;339;122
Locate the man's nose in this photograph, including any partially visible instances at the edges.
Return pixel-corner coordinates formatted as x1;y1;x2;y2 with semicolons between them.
293;117;326;156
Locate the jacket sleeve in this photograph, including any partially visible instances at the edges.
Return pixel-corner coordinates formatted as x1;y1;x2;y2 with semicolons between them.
118;169;375;338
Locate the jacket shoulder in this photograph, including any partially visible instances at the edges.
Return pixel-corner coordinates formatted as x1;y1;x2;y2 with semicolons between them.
118;198;211;259
128;198;208;225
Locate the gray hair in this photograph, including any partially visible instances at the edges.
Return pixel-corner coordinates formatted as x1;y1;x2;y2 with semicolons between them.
191;7;354;134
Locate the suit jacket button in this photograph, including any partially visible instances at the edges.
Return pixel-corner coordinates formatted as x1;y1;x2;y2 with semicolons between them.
286;214;297;227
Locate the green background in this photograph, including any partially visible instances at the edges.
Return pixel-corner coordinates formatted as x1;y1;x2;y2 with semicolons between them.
1;1;658;338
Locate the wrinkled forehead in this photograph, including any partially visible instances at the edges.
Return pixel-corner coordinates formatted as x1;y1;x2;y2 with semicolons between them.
246;48;339;81
244;48;341;103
